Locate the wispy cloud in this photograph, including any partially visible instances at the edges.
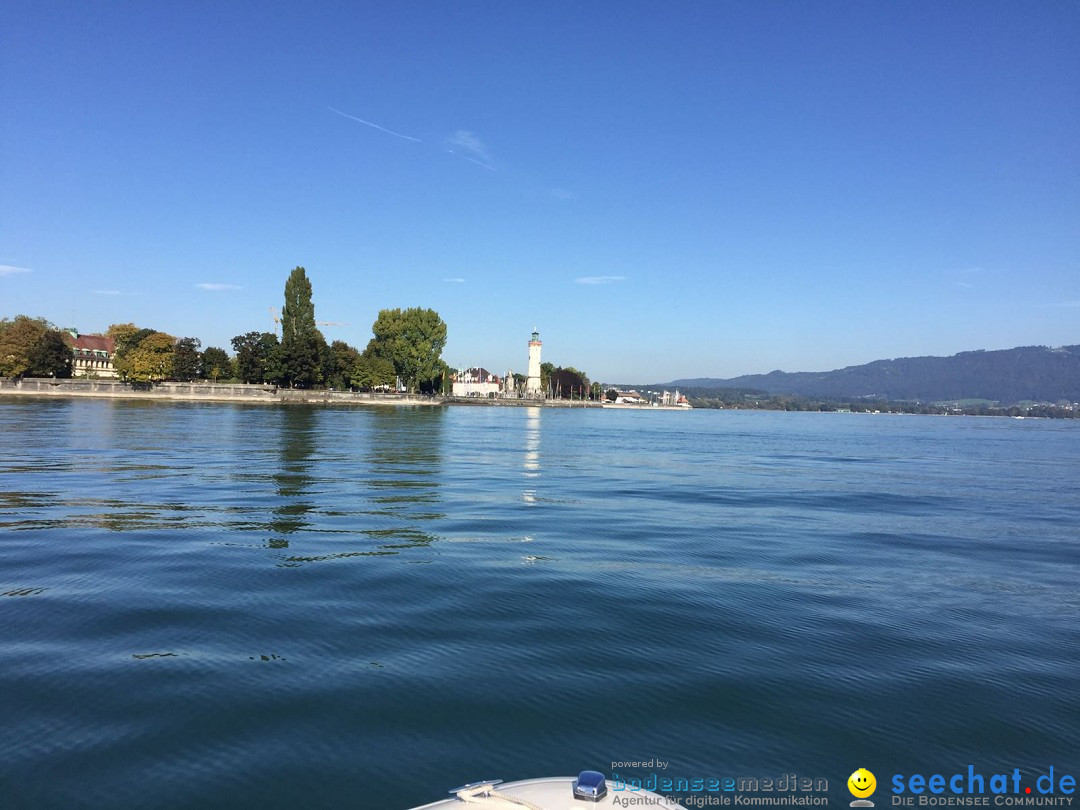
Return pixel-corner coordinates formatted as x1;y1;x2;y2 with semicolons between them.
443;277;466;284
951;266;991;289
93;289;123;296
0;264;31;276
548;188;575;201
575;275;626;285
196;282;242;291
328;106;422;143
447;130;495;170
329;107;499;173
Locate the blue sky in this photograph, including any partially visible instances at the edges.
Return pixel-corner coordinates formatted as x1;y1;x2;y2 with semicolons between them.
2;1;1077;382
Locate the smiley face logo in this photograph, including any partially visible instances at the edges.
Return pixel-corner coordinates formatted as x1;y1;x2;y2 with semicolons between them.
848;768;877;799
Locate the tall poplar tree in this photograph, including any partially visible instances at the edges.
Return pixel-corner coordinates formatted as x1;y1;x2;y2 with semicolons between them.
281;266;321;388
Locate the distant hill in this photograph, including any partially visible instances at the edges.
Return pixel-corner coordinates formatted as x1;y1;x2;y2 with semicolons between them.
662;344;1080;404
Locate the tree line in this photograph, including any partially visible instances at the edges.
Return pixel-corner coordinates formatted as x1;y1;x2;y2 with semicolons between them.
538;363;604;400
227;267;448;392
683;388;1079;418
1;267;450;394
3;266;604;396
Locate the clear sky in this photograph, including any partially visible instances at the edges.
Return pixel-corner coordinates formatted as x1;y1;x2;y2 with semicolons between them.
2;1;1077;383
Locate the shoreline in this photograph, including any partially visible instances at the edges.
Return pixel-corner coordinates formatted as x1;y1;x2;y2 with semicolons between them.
0;378;438;407
0;378;652;409
2;380;1065;417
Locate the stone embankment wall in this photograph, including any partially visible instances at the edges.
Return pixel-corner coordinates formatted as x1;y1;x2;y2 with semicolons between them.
1;379;621;408
0;378;438;406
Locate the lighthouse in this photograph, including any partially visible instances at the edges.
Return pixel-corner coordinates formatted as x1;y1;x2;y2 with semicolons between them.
526;329;542;397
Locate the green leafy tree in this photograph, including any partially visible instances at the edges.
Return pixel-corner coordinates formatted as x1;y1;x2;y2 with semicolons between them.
231;331;281;384
420;359;450;395
0;316;72;378
125;332;176;382
263;342;288;386
109;324;156;380
172;337;202;381
589;382;603;401
280;266;322;388
540;361;555;395
106;323;141;356
315;331;331;388
370;307;447;393
327;340;361;390
351;340;396;390
232;331;271;383
605;388;619;402
231;331;259;382
200;346;230;381
551;366;589;399
28;329;74;378
0;316;41;377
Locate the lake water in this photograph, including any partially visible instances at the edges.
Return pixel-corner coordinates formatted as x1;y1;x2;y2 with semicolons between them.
1;400;1077;809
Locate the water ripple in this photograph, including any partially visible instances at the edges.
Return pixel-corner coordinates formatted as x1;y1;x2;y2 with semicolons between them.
0;402;1077;808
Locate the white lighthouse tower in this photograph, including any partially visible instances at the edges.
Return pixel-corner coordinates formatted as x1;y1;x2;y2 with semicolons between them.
526;329;542;397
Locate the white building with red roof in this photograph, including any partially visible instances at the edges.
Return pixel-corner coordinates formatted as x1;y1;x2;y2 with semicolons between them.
65;331;117;378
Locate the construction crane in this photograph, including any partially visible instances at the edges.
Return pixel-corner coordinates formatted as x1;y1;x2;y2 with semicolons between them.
269;307;349;336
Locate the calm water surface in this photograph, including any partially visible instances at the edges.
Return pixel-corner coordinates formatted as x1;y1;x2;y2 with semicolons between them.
1;400;1077;808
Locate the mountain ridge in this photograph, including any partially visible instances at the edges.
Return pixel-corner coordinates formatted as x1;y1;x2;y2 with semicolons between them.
653;344;1080;404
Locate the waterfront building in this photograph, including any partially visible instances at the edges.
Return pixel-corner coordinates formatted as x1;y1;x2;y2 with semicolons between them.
659;389;693;408
451;367;501;397
526;330;542;397
65;331;117;378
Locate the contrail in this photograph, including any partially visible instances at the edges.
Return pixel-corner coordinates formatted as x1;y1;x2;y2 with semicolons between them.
328;106;421;142
465;156;496;171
